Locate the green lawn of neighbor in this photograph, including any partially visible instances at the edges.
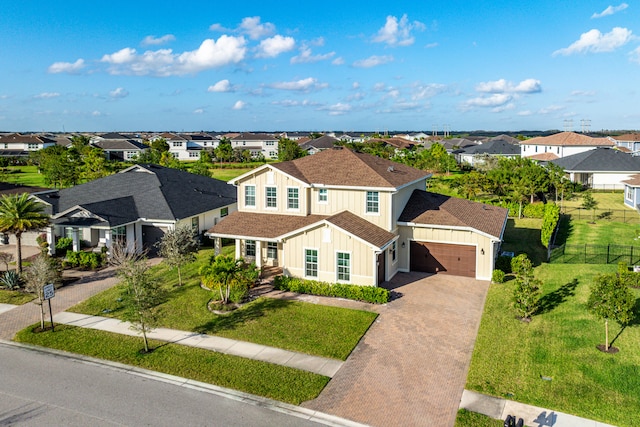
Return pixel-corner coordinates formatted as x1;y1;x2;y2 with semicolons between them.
209;167;257;182
562;191;625;211
15;325;328;404
1;166;50;188
561;219;640;247
466;263;640;427
500;218;547;265
0;289;35;305
455;409;503;427
69;248;377;360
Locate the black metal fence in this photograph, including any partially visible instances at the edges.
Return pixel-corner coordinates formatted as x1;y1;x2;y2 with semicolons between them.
562;208;640;224
550;243;640;265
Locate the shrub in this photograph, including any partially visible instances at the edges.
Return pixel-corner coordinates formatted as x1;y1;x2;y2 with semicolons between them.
492;269;505;284
64;251;103;270
0;270;22;290
619;271;640;289
523;202;545;219
55;237;73;253
273;276;390;304
540;203;560;248
618;261;629;275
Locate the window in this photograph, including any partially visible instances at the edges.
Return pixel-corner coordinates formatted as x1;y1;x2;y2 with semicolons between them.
172;141;183;147
189;152;200;158
318;188;328;203
191;217;199;232
266;186;277;208
245;240;256;257
269;151;277;158
267;242;278;259
266;141;275;146
366;191;379;214
27;143;39;150
245;185;256;207
337;252;350;281
125;151;137;160
221;207;228;217
111;226;126;244
305;249;318;278
391;241;397;262
287;188;299;209
626;186;633;201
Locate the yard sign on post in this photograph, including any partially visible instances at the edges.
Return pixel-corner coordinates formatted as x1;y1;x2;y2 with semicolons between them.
43;283;55;332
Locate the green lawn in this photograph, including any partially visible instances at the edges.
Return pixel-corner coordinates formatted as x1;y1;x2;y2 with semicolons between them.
466;263;640;427
455;409;503;427
562;191;625;211
0;289;35;304
1;166;51;187
501;218;547;265
209;167;257;182
15;325;328;404
561;219;640;247
69;248;377;360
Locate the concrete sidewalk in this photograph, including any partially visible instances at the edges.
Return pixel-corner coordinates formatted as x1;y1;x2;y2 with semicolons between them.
460;390;617;427
53;311;343;378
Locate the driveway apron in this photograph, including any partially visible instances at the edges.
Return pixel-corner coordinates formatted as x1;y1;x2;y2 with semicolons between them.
304;272;490;427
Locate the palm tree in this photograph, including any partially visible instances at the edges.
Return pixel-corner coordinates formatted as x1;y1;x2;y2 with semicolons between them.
0;193;49;273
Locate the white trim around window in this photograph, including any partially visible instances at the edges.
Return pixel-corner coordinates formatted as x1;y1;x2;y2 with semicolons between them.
318;188;328;204
365;191;380;215
304;248;319;278
287;186;300;211
265;186;277;209
244;185;256;209
336;250;351;282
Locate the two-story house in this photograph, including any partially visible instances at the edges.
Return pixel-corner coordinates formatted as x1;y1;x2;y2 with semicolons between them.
90;132;148;161
521;132;614;161
231;133;279;160
206;148;508;285
151;132;219;161
0;133;57;157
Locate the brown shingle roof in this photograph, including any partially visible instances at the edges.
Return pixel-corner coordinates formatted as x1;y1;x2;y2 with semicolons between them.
326;211;396;248
523;132;613;147
622;174;640;186
207;211;327;239
399;190;508;239
271;148;429;188
366;137;416;150
614;133;640;142
527;152;559;161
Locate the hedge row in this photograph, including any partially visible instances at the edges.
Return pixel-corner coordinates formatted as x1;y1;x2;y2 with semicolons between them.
273;276;390;304
540;203;560;248
64;251;104;270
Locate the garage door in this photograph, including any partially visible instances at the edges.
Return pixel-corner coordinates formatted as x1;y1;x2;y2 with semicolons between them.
410;241;476;278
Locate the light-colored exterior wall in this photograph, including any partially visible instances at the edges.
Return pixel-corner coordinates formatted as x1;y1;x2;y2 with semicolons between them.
569;172;636;190
521;144;598;159
237;168;309;216
397;225;496;281
391;181;426;230
283;224;378;286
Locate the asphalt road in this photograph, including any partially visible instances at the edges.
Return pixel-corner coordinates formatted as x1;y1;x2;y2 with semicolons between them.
0;342;328;426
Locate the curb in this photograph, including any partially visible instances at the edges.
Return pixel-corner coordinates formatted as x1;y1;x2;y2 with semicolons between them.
0;339;368;427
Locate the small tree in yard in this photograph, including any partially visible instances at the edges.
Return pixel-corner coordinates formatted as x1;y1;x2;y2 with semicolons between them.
156;226;199;286
511;254;542;321
23;254;61;330
581;191;598;223
587;274;635;352
111;244;166;353
200;255;259;305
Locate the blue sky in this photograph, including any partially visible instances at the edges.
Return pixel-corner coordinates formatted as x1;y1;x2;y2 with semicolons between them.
1;1;639;132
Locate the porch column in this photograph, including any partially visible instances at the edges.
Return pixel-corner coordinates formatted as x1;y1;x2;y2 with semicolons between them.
214;237;221;256
134;222;143;253
255;240;262;269
235;239;241;259
71;228;80;252
104;229;112;254
46;226;56;256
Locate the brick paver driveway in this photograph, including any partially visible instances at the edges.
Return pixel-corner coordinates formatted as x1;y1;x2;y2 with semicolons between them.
304;272;490;427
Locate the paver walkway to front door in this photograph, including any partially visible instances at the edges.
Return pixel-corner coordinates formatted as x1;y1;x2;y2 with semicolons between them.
304;272;490;427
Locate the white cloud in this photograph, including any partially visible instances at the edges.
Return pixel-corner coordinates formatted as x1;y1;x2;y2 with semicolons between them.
325;103;352;116
208;79;232;92
553;27;633;56
592;3;628;19
34;92;60;99
290;44;335;64
352;82;360;89
630;46;640;64
209;23;231;32
570;90;596;96
270;77;328;91
240;16;275;40
141;34;175;46
538;105;564;114
476;78;542;94
460;93;512;110
517;110;533;116
232;100;245;110
425;42;439;48
193;108;204;114
256;35;295;58
109;87;129;99
48;58;85;74
91;110;102;117
332;57;345;65
411;83;447;100
272;99;317;107
101;36;247;76
373;14;425;47
353;55;394;68
373;83;386;91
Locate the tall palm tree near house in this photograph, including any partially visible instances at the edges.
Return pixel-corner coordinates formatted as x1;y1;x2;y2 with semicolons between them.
0;193;49;273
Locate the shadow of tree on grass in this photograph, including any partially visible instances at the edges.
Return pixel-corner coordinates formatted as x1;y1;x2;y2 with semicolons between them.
537;278;579;315
194;297;290;335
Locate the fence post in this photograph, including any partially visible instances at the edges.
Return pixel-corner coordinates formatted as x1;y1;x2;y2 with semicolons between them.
607;244;610;264
631;246;634;265
585;244;587;264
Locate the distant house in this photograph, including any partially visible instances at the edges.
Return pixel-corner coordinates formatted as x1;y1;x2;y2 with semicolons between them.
0;133;56;157
366;137;417;151
299;135;339;154
521;132;613;159
90;133;147;161
231;133;279;159
548;147;640;190
457;139;520;166
152;132;219;161
206;148;508;283
610;133;640;154
34;164;237;254
622;174;640;210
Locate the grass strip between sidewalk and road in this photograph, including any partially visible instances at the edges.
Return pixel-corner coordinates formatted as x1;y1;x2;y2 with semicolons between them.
15;324;329;405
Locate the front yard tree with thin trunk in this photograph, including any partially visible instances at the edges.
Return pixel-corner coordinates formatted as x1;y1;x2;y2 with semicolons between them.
23;254;61;330
0;193;50;273
511;254;542;321
581;191;598;223
587;273;635;352
156;226;199;286
111;244;166;353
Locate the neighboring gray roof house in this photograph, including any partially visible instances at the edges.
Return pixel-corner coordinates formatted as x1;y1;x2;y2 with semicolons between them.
610;133;640;153
299;135;339;154
91;133;148;161
548;147;640;190
231;132;279;159
0;133;57;157
35;164;237;253
457;139;521;166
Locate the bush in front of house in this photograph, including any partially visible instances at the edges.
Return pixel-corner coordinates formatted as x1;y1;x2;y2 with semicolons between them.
64;251;104;270
491;269;505;284
55;237;73;254
495;255;512;274
273;276;390;304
